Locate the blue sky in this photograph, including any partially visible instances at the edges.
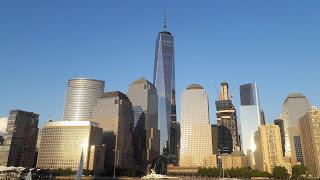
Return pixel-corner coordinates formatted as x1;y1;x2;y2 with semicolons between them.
1;0;320;127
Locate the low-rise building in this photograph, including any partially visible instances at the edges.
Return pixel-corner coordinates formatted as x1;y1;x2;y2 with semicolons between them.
37;121;104;174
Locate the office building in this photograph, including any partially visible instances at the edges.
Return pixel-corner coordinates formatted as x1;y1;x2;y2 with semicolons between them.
0;117;8;135
169;121;180;164
239;83;262;167
37;121;104;174
219;151;248;169
63;78;105;121
211;124;218;154
280;93;311;165
274;119;286;156
127;78;160;165
92;91;134;169
153;15;176;155
215;82;240;154
299;107;320;177
179;84;215;167
0;110;39;167
254;125;291;174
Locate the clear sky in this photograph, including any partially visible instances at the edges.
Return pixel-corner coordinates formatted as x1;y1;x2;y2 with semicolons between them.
1;0;320;127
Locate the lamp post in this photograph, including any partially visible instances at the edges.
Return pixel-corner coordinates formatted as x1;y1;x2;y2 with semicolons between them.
113;135;117;179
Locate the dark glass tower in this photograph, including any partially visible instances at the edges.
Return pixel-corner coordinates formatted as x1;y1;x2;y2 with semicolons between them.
153;16;176;155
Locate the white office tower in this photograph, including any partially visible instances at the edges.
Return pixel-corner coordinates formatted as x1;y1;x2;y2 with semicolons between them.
239;83;262;168
179;84;216;167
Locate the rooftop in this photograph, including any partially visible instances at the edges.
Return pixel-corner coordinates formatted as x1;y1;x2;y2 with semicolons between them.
186;84;203;90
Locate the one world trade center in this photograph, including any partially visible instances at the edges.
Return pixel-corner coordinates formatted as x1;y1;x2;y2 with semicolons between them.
153;14;176;155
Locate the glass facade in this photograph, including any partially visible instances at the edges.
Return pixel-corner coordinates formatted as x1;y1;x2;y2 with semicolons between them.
63;78;105;121
153;31;175;154
239;83;261;167
280;93;310;164
37;121;104;173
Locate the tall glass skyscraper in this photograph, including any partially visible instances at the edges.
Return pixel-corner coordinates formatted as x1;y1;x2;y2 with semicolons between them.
153;21;176;154
239;83;262;167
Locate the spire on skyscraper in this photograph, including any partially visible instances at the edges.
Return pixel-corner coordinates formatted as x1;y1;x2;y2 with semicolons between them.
163;0;167;31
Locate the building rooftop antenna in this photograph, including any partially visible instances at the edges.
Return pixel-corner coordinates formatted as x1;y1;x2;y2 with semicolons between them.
163;0;167;31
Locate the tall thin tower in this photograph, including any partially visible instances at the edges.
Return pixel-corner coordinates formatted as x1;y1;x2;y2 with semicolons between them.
153;5;176;154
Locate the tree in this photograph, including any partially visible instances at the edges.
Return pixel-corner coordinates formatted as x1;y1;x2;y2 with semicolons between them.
291;165;307;179
273;166;289;179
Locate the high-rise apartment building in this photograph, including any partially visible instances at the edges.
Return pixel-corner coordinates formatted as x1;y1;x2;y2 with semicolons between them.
215;82;240;154
254;125;291;174
0;110;39;167
299;107;320;177
127;78;160;166
179;84;215;167
37;121;104;174
280;93;311;165
63;78;105;121
92;91;134;169
274;119;286;156
239;83;261;167
153;18;176;155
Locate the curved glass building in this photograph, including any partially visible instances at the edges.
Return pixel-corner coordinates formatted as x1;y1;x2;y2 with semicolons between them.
153;30;176;154
63;78;105;121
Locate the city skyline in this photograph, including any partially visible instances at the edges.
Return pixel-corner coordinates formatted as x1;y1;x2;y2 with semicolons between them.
1;0;320;127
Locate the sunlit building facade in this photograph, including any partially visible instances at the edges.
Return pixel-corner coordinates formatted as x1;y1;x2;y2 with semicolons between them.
63;78;105;121
92;91;134;169
127;78;160;165
299;107;320;177
153;28;176;154
274;119;286;156
37;121;104;173
280;93;311;165
239;83;261;167
179;84;215;167
254;125;291;174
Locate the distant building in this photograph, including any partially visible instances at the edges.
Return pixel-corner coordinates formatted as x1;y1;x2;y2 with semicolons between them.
0;117;8;135
0;110;39;167
37;121;104;174
239;83;262;167
219;151;248;169
254;125;291;174
169;121;180;165
215;82;240;154
280;93;311;165
274;119;286;156
63;78;105;121
127;78;160;166
211;124;218;154
179;84;216;167
299;107;320;177
92;91;134;169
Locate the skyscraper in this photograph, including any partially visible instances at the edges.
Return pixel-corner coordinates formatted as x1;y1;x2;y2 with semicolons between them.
153;13;176;155
215;82;240;154
280;93;311;165
299;107;320;177
37;121;104;174
239;83;261;167
92;91;134;169
254;124;291;174
127;78;160;165
274;119;286;156
179;84;215;167
63;78;105;121
0;110;39;167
